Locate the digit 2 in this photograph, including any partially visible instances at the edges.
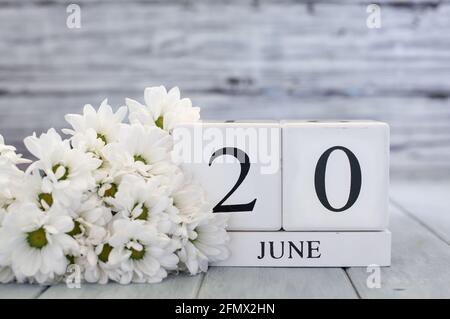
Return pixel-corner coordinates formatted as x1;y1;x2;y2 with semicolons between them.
209;147;257;213
314;146;362;212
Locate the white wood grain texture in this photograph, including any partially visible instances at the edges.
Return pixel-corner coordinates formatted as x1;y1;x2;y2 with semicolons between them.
390;181;450;244
197;267;358;298
38;273;204;299
346;204;450;298
0;284;47;299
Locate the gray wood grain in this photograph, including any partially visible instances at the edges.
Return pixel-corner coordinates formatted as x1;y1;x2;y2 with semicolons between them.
1;1;450;179
346;204;450;298
1;94;449;180
391;181;450;244
1;2;450;97
0;284;47;299
39;273;204;299
198;267;358;298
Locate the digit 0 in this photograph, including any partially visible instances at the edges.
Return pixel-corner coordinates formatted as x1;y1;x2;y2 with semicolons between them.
314;146;362;212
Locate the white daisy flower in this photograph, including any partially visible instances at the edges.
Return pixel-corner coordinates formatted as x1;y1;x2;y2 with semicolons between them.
0;203;78;283
171;180;212;218
101;124;175;178
0;134;30;166
62;194;113;277
67;129;112;183
107;174;173;233
97;175;121;200
81;241;123;284
71;197;117;285
127;86;200;132
177;213;230;275
0;86;230;284
108;219;179;284
70;194;112;228
0;171;20;214
63;99;127;148
168;179;230;275
0;135;29;210
11;171;66;212
63;101;127;181
65;193;112;248
0;265;14;283
24;128;101;206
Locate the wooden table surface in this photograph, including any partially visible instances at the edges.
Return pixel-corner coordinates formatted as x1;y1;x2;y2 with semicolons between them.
0;1;449;298
0;180;448;299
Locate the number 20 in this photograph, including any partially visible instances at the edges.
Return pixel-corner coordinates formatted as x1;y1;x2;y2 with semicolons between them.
209;145;362;214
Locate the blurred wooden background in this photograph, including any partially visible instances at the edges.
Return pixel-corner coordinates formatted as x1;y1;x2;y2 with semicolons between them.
1;0;449;179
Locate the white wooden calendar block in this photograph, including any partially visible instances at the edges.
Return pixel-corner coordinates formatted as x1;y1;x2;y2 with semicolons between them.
282;120;389;231
173;121;281;230
213;230;391;267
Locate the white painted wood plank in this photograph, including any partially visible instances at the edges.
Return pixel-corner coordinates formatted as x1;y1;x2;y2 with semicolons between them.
39;273;204;299
214;231;391;267
346;204;450;298
198;267;358;298
390;181;450;244
0;284;47;299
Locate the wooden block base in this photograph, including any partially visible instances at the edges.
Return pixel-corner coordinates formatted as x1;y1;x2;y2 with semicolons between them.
213;230;391;267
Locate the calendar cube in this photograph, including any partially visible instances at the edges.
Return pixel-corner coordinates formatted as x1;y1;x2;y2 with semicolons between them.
281;120;389;231
173;121;282;230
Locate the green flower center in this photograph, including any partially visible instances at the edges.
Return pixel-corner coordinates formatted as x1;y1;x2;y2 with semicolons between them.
26;227;48;249
52;163;69;181
133;203;149;220
155;116;164;129
67;220;82;237
38;193;53;209
103;183;118;198
129;246;146;260
66;255;75;265
133;154;147;164
96;133;107;144
98;244;113;263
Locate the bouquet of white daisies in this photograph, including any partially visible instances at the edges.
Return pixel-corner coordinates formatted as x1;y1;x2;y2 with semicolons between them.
0;86;229;285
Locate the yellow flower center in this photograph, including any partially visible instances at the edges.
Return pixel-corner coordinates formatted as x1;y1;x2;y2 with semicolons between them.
129;246;145;260
98;244;113;263
155;116;164;129
67;220;82;237
66;255;75;265
133;154;147;164
52;163;69;181
38;193;53;209
133;203;149;220
103;183;118;198
26;227;48;249
96;133;107;144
